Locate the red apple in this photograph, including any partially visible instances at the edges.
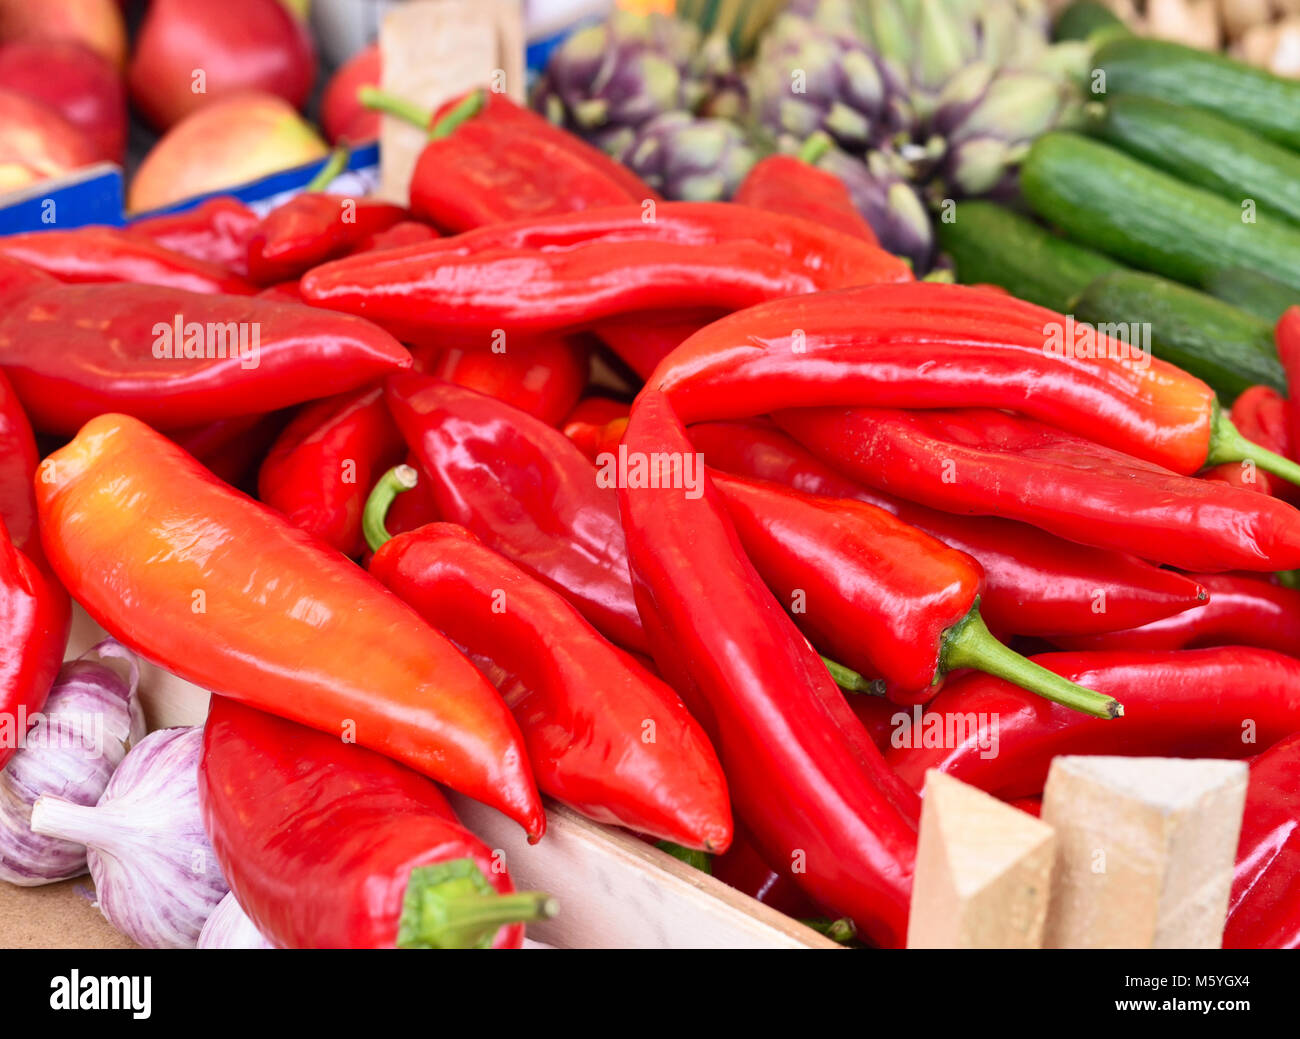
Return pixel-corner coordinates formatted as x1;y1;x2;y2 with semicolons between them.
0;87;98;194
0;0;127;69
129;0;317;130
321;43;381;144
0;40;126;164
129;91;328;212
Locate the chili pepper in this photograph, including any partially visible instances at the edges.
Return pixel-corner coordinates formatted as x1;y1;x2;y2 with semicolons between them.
256;280;303;304
688;418;1208;637
1279;307;1300;468
0;227;256;295
1052;573;1300;657
414;335;590;427
257;387;406;557
169;410;290;489
617;389;918;948
591;310;717;383
385;375;647;654
709;470;1120;716
348;220;439;256
776;406;1300;573
651;281;1300;485
363;479;731;850
199;697;555;949
300;203;912;345
564;397;631;462
0;255;54;310
1203;385;1294;501
849;693;904;754
0;281;411;434
0;368;39;557
1224;733;1300;949
0;519;72;772
885;647;1300;798
36;414;545;839
129;196;260;276
710;824;822;919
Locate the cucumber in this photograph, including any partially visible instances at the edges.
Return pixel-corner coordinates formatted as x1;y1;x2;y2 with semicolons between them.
1071;270;1285;402
1053;1;1127;43
938;201;1122;312
1092;36;1300;152
1091;95;1300;227
1020;133;1300;293
1205;267;1298;323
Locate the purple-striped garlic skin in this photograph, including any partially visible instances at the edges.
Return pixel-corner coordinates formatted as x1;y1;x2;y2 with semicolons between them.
198;891;274;950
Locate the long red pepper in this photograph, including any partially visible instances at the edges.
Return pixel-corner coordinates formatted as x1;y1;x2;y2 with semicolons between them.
688;418;1207;637
651;282;1300;483
1202;385;1296;502
200;697;555;949
0;368;39;557
885;648;1300;798
618;389;918;948
129;197;260;276
170;411;290;489
0;281;412;434
776;406;1300;572
37;414;545;838
592;310;718;383
1224;733;1300;949
0;227;256;295
385;375;648;654
710;824;822;920
363;485;732;851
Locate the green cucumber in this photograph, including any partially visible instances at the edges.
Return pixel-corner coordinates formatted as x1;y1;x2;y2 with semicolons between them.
938;201;1122;312
1053;1;1127;44
1071;270;1285;402
1090;95;1300;227
1091;36;1300;152
1205;267;1298;323
1020;133;1300;293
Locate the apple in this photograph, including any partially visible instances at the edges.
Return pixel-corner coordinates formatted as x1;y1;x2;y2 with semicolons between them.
129;0;317;130
321;43;381;144
0;0;127;69
128;91;329;213
0;87;98;194
0;40;126;164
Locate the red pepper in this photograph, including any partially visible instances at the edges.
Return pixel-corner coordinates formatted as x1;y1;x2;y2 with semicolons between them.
363;489;731;851
710;824;822;919
300;203;912;345
37;414;545;838
652;282;1299;483
257;387;407;557
886;648;1300;798
563;396;631;461
0;368;39;557
0;226;256;294
617;390;918;947
200;697;555;948
734;148;879;245
776;406;1300;572
688;418;1208;638
169;410;290;489
591;310;717;382
129;196;261;276
1202;385;1296;502
385;375;647;654
0;281;411;434
1224;733;1300;949
348;220;439;256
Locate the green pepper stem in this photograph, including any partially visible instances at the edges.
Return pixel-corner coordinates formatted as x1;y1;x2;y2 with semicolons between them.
821;655;885;695
396;859;557;949
363;464;418;553
801;916;858;943
1207;410;1300;488
655;840;714;874
941;607;1123;719
797;131;834;165
428;89;487;139
305;143;351;192
357;86;432;129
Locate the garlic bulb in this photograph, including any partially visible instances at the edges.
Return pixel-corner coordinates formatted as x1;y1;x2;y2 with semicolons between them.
198;892;274;950
0;640;144;885
30;726;228;948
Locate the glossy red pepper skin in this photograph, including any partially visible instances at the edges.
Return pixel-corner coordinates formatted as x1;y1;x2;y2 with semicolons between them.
0;368;39;556
564;396;631;461
734;155;879;245
246;194;410;285
1279;307;1300;466
592;310;716;382
349;220;439;255
618;390;918;948
1224;733;1300;949
169;410;290;489
688;419;1207;637
776;406;1300;572
300;203;912;344
1203;386;1295;501
129;196;260;276
258;387;406;557
199;697;530;949
710;824;822;919
0;282;412;434
886;648;1300;798
653;282;1216;476
369;521;732;850
37;414;544;838
385;375;648;654
0;227;256;295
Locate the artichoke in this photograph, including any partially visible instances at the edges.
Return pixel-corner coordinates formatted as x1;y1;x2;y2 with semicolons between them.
814;145;935;273
612;112;759;202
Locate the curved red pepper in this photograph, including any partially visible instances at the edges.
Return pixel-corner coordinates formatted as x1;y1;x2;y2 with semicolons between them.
734;154;879;245
385;375;647;654
591;310;717;383
688;419;1208;637
0;282;411;433
366;511;731;851
129;197;261;276
0;369;39;557
0;227;256;295
200;697;553;949
37;414;544;838
776;406;1300;572
257;387;407;557
886;648;1300;798
564;396;631;461
710;824;822;919
618;390;918;948
1224;733;1300;949
349;220;439;255
247;194;410;285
